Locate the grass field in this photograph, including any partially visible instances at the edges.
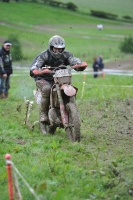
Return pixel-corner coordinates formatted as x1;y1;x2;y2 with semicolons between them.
0;1;133;199
0;1;133;64
57;0;133;18
1;70;133;199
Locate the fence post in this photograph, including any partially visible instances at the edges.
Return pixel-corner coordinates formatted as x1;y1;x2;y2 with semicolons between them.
5;154;14;200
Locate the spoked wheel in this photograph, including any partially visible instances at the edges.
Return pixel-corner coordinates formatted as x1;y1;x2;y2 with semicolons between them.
66;103;81;142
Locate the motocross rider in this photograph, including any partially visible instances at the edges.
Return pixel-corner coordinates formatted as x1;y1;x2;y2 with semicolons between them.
30;35;87;134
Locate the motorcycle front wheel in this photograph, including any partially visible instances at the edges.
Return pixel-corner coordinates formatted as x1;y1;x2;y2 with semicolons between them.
66;102;81;142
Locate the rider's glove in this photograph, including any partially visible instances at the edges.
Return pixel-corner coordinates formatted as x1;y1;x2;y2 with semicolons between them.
42;69;51;74
32;69;42;75
32;69;51;76
74;62;87;71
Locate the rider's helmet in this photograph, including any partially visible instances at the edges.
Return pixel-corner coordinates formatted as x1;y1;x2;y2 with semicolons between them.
48;35;65;59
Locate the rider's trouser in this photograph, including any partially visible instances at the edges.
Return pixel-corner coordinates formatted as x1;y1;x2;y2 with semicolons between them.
36;79;51;123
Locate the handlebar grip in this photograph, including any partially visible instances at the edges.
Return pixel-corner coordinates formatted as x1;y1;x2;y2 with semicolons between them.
72;62;88;69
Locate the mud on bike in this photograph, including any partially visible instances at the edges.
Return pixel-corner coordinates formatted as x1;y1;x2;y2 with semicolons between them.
33;62;87;142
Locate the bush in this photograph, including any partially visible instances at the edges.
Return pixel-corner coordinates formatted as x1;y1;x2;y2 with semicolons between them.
119;36;133;53
123;15;133;20
8;35;23;61
3;0;10;2
66;2;77;11
90;10;118;20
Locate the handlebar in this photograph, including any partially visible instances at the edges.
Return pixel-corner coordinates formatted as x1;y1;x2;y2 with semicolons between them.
33;62;88;76
42;62;88;71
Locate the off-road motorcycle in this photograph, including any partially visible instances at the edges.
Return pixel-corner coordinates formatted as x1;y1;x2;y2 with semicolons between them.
35;62;87;142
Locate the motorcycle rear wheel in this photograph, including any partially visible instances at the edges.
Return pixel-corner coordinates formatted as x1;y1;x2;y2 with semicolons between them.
66;102;81;142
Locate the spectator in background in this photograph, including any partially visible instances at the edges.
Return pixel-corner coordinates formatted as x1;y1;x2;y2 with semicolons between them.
0;57;7;99
0;40;13;98
97;55;105;78
92;57;99;78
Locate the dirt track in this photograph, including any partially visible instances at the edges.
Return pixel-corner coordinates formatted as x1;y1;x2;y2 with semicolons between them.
105;58;133;70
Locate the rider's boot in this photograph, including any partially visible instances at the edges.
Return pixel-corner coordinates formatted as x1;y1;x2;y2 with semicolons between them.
40;97;49;123
37;81;51;134
40;122;47;135
40;97;49;134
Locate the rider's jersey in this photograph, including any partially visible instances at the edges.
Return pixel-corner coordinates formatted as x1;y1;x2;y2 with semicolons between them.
30;49;82;81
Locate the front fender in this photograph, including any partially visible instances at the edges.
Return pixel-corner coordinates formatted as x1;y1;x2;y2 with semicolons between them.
61;84;77;96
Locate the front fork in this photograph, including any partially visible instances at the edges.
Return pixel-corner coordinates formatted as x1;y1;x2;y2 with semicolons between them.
56;84;68;127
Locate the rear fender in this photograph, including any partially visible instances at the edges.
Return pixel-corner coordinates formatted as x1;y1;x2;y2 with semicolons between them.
61;84;78;96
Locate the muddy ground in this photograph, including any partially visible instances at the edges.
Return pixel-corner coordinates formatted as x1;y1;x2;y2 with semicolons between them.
80;99;133;137
81;58;133;141
105;58;133;70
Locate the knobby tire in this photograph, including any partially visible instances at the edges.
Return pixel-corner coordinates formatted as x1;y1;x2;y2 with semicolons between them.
66;103;81;142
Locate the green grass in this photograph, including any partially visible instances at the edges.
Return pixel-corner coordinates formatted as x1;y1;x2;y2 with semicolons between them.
58;0;133;18
0;1;133;199
0;1;133;63
0;69;133;199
